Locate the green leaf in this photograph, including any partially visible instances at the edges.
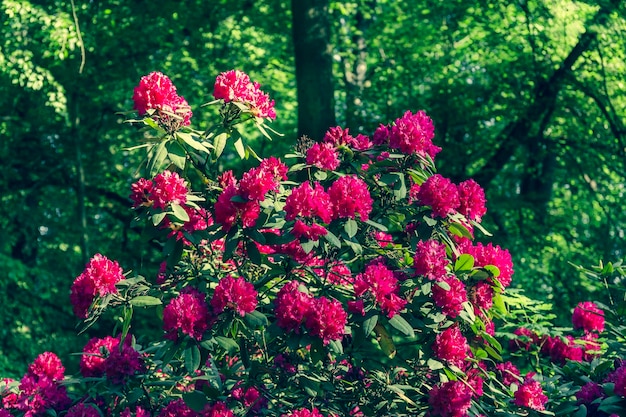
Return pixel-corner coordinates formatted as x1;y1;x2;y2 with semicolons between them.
177;131;212;154
184;345;201;373
151;212;167;226
328;339;343;354
166;140;187;170
314;170;327;181
374;323;396;358
244;310;268;328
223;227;240;261
344;218;358;238
435;280;450;291
212;132;228;159
448;222;473;239
120;306;133;347
388;314;415;338
301;239;317;254
427;358;444;370
323;230;342;248
454;254;475;273
480;332;502;353
233;137;246;159
423;215;437;227
246;240;262;266
166;239;184;266
215;336;239;354
170;203;190;222
363;314;379;337
246;144;261;161
484;345;502;361
129;296;162;307
364;219;388;231
484;265;501;277
183;390;209;412
344;239;363;254
147;140;169;177
598;395;626;414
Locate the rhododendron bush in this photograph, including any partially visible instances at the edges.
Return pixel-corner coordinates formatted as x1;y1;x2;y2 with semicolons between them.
3;69;626;416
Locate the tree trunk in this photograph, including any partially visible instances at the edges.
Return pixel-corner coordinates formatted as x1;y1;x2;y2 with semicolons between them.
291;0;335;140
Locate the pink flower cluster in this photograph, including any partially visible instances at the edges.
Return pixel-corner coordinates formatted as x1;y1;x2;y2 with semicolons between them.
211;276;258;317
353;259;407;318
495;361;521;386
274;281;347;344
231;385;267;414
132;71;192;129
306;142;340;170
327;175;373;221
574;362;626;409
411;174;486;221
214;157;287;231
323;126;372;150
513;373;548;411
372;110;440;158
457;240;514;288
79;335;144;384
1;352;70;415
285;181;332;241
413;239;450;280
572;301;605;334
65;403;101;417
431;325;471;368
213;69;276;120
432;276;468;318
510;326;602;365
131;170;189;210
283;176;373;239
413;239;482;319
428;380;472;417
163;288;210;341
70;253;124;318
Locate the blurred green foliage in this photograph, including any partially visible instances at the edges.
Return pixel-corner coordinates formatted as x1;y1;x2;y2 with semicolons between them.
0;0;624;377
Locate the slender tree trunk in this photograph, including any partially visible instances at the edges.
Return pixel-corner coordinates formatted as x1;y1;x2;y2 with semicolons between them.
71;93;89;265
291;0;335;140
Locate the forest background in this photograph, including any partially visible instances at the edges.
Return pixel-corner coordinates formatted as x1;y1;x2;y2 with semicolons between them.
0;0;624;379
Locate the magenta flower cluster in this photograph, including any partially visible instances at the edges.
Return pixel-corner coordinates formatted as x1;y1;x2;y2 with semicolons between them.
213;69;276;120
70;254;124;318
132;71;192;129
274;280;347;345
